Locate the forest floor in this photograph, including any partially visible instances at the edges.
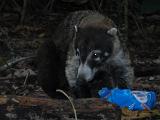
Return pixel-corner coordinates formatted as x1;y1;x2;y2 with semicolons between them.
0;3;160;119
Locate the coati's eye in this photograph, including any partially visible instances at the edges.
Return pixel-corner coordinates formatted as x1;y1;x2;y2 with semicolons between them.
76;48;80;56
93;53;98;57
92;52;100;61
92;51;110;62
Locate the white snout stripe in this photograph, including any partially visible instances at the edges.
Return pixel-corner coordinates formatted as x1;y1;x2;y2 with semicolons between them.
77;64;93;81
77;63;98;82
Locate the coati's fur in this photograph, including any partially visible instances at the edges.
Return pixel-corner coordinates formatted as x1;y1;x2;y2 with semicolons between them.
37;11;134;98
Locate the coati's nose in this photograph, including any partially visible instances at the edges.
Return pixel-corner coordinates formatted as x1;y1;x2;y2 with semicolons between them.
77;64;92;82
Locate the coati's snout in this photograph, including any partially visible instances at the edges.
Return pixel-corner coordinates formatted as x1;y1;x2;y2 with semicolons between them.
77;63;97;84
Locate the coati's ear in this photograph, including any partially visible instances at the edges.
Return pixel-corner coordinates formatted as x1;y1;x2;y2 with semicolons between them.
107;27;117;36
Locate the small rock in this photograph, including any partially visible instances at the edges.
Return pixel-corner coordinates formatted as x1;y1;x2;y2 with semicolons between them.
149;76;154;81
5;113;17;119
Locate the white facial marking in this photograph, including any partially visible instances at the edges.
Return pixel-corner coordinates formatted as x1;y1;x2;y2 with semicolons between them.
77;63;96;82
104;52;109;57
94;57;100;61
77;64;91;80
107;27;117;36
74;25;78;32
76;48;80;56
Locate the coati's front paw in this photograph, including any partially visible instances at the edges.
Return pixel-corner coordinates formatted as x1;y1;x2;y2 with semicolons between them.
71;85;91;98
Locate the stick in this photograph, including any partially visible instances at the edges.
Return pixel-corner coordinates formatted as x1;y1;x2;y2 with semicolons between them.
0;56;35;72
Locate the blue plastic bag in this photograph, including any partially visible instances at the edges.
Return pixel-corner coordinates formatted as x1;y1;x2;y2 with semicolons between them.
98;87;156;111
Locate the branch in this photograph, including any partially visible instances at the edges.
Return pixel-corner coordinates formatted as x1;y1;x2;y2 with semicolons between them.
0;96;121;120
0;95;158;119
0;56;35;72
20;0;27;24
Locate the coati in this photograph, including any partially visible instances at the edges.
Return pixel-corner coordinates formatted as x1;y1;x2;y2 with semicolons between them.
37;11;134;98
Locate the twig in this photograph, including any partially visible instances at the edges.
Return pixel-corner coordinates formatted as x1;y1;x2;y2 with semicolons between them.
124;0;128;42
43;0;55;12
130;13;147;40
23;70;30;86
0;74;36;81
56;89;78;120
11;0;21;12
20;0;27;24
49;0;55;12
0;56;35;72
43;0;51;11
89;0;96;10
98;0;104;12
